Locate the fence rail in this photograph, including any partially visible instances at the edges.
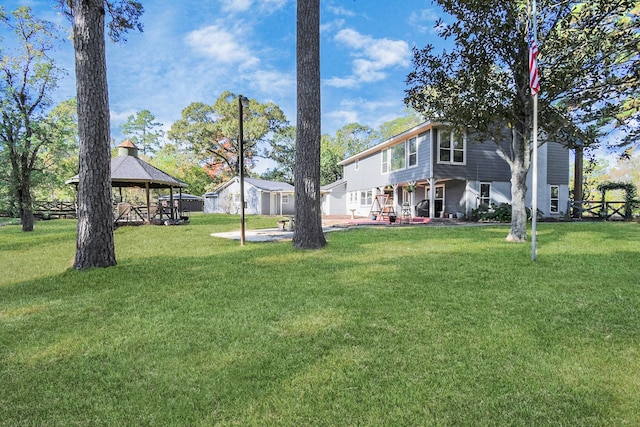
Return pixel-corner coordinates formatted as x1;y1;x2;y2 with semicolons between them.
569;200;632;221
33;200;77;219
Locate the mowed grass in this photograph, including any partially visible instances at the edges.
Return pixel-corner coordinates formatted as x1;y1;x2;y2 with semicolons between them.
1;215;639;426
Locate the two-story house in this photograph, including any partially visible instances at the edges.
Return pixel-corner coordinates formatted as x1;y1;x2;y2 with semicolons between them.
322;121;569;219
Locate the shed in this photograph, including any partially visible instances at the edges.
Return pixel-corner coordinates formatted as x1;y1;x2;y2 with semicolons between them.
158;193;204;213
204;177;294;215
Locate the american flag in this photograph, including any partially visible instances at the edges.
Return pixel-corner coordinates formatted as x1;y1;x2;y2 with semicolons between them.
529;34;540;96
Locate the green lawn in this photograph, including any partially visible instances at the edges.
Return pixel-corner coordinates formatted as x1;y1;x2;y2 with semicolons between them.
1;215;639;426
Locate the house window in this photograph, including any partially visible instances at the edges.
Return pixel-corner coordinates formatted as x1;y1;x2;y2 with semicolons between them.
391;143;406;171
382;137;417;172
355;159;359;171
282;195;290;204
438;129;466;164
550;185;559;213
381;150;389;174
360;190;373;206
479;183;491;206
408;137;417;167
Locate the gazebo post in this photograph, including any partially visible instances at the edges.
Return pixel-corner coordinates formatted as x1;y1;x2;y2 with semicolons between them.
170;186;175;220
145;182;151;224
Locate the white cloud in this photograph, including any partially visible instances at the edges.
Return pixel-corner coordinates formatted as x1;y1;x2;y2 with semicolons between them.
328;29;410;88
409;8;447;34
321;19;345;34
324;76;358;89
409;9;439;34
185;25;259;69
325;109;360;127
220;0;288;13
249;70;295;96
327;5;356;17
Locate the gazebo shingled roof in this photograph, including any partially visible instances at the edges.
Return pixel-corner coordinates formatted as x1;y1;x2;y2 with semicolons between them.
67;139;187;189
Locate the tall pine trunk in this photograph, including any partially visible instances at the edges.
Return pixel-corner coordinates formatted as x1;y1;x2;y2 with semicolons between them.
293;0;326;249
72;0;116;269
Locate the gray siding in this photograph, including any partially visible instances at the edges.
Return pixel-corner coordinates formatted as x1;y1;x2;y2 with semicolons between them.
344;131;433;191
432;128;511;181
344;152;386;191
443;180;466;214
546;142;569;184
388;131;432;184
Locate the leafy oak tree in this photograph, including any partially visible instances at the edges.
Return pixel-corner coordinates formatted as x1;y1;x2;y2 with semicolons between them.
151;142;212;195
320;123;376;185
294;0;326;249
168;91;287;187
406;0;639;242
377;109;423;141
261;125;296;185
0;6;64;231
33;98;79;202
58;0;143;269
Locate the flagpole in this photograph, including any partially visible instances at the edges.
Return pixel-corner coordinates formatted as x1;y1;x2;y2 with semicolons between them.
532;91;538;261
531;0;539;262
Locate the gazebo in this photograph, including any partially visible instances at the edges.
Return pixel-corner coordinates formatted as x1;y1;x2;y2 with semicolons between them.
67;140;188;224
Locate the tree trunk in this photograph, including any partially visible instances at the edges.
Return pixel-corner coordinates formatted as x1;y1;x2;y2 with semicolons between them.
293;0;326;249
506;128;529;242
18;183;35;232
72;0;116;269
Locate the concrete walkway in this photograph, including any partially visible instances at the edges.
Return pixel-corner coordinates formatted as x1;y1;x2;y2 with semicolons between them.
209;215;473;243
211;226;347;242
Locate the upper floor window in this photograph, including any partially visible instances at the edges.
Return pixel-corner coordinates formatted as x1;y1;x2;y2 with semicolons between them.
381;150;389;174
355;159;359;171
391;143;405;171
438;129;466;164
408;137;417;167
382;137;418;172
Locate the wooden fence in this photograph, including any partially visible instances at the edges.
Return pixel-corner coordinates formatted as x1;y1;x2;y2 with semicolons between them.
32;200;77;219
569;200;632;221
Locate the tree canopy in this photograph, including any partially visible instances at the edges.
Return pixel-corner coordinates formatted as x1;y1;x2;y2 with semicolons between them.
169;91;287;187
0;6;65;230
320;123;376;186
261;125;296;185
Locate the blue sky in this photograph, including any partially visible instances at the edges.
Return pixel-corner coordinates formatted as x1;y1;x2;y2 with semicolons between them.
4;0;450;144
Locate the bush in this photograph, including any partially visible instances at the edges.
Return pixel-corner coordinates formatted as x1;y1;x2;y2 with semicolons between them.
471;203;538;222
